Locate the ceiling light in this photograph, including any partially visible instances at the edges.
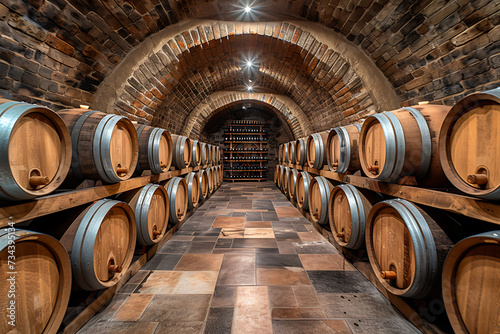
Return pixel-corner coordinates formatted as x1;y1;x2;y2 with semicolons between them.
244;5;252;13
247;86;253;91
246;61;253;67
249;79;252;82
418;101;429;105
80;105;89;109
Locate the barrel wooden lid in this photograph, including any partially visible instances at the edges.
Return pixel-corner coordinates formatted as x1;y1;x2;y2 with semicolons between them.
93;206;134;282
369;205;415;290
331;188;352;246
442;232;500;334
159;131;172;172
329;131;341;170
448;104;499;191
191;174;200;205
175;179;188;220
148;186;169;242
109;119;137;179
306;136;316;165
360;120;387;178
308;179;321;222
9;112;63;191
183;138;191;166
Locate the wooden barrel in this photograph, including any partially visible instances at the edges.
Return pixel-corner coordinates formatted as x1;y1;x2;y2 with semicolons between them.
0;229;71;333
359;105;450;185
165;177;188;224
206;168;214;193
212;166;219;189
184;172;200;209
306;131;329;169
217;165;223;186
288;168;299;202
296;171;312;210
200;142;208;165
274;165;279;185
0;100;71;200
439;88;500;199
295;138;307;166
216;146;221;165
68;199;136;290
442;231;500;334
327;124;361;174
366;199;452;298
58;109;138;183
190;140;202;167
211;145;217;165
275;165;284;188
207;144;213;164
282;166;291;197
197;169;209;199
171;134;192;169
287;141;296;164
278;144;283;163
135;125;172;174
308;176;334;225
120;184;169;246
328;184;375;249
281;143;289;163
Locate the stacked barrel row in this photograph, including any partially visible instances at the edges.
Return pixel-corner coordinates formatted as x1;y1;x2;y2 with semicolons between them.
276;88;500;334
0;100;224;334
0;99;222;201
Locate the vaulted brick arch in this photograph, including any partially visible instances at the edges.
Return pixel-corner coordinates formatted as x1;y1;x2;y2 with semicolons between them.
182;91;311;139
93;20;399;134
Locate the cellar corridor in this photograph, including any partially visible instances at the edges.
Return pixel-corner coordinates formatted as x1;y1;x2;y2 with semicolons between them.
77;181;418;334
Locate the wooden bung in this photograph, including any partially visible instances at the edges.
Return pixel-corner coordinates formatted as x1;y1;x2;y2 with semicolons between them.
381;271;397;280
116;167;129;174
467;174;488;185
29;176;50;186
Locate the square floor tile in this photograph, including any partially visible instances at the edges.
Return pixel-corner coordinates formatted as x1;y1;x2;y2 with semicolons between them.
232;238;278;248
272;320;347;334
211;285;237;307
308;271;377;294
112;294;153;321
256;254;302;268
153;322;204;334
268;286;297;308
218;254;256;285
137;271;182;294
232;286;272;333
172;271;219;294
186;241;217;253
292;241;338;254
174;254;224;271
138;294;211;322
204;307;233;334
298;231;327;242
244;228;275;238
212;217;245;228
299;254;355;271
158;241;191;254
77;321;158;334
271;308;325;319
346;318;420;333
292;286;321;307
257;268;311;285
142;254;182;270
275;207;303;218
245;221;272;228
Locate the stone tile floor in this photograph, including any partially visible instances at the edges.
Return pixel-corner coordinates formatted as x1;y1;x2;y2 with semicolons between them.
78;181;420;334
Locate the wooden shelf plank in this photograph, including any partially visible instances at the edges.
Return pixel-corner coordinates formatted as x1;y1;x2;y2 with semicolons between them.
0;165;218;227
282;163;500;226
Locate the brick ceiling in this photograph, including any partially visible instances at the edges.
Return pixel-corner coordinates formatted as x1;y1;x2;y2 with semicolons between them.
0;1;498;138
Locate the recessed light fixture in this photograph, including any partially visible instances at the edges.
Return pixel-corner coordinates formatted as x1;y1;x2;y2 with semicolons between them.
80;105;90;109
249;79;252;82
247;86;253;91
244;5;252;13
246;60;253;67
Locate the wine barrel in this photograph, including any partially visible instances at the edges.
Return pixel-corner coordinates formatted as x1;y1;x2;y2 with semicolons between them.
295;138;307;166
274;165;279;185
287;141;296;164
120;184;169;246
184;172;200;209
276;165;284;188
439;88;500;199
213;166;220;188
296;171;312;210
200;142;208;165
306;131;329;169
366;199;452;298
217;165;223;186
327;124;361;174
171;134;192;169
197;169;209;199
206;168;214;193
288;168;299;202
442;231;500;334
69;199;136;290
281;143;289;163
0;100;71;200
278;144;283;163
308;176;334;225
282;166;291;197
135;125;172;174
207;144;213;164
190;140;202;167
0;229;71;333
211;145;217;165
328;184;375;249
58;109;138;183
359;105;450;185
165;177;188;224
216;146;221;165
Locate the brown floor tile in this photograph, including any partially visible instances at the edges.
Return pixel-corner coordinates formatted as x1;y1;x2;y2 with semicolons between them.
293;285;321;307
322;320;353;333
271;308;326;319
204;209;233;216
153;321;204;334
127;270;151;284
299;254;355;271
211;285;237;307
219;228;245;238
272;320;341;334
232;286;273;334
257;268;311;285
244;228;275;238
138;271;182;294
277;242;296;254
213;248;256;254
245;221;272;228
268;286;297;308
275;206;303;218
174;254;224;271
139;294;211;322
212;217;245;228
112;294;153;321
232;238;278;248
298;231;327;242
218;254;256;285
172;271;219;294
170;235;195;241
78;321;158;334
